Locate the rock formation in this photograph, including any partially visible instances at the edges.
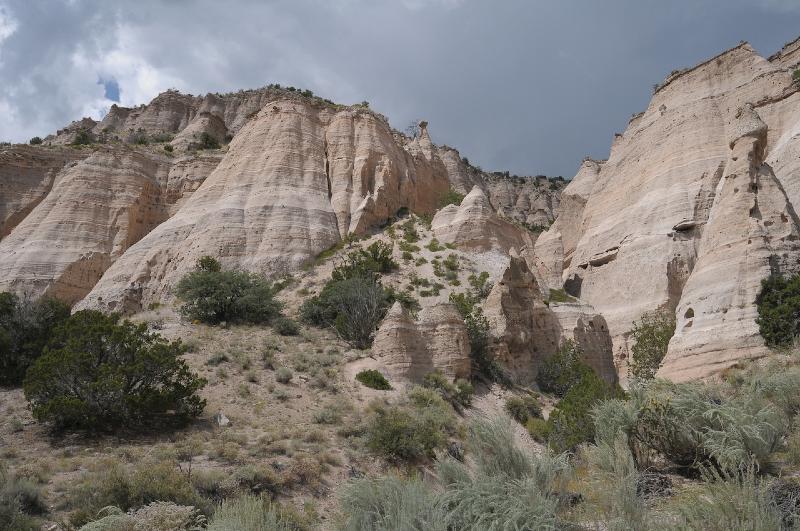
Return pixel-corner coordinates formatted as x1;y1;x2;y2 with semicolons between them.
371;302;471;382
0;145;90;238
431;186;532;252
536;40;800;380
483;257;616;385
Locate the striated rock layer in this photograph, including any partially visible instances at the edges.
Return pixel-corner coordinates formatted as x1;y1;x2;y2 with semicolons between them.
371;302;471;382
77;100;451;313
0;145;91;238
536;40;800;380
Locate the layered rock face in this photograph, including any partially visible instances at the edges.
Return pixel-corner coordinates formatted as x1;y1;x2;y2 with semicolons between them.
0;148;171;304
431;186;532;252
77;100;451;312
536;40;800;380
0;146;90;238
483;257;616;384
372;302;471;382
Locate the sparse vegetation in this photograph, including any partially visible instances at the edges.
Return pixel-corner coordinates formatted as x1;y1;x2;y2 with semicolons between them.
449;291;507;384
197;132;220;150
23;310;206;431
422;370;473;411
366;387;457;461
71;129;93;145
175;256;283;325
794;68;800;83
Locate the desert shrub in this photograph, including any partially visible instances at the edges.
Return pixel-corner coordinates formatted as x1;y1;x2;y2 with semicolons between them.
672;468;786;530
79;502;206;531
272;316;299;336
599;380;785;473
794;68;800;83
546;370;624;452
0;465;45;530
0;292;70;386
175;256;282;324
331;241;398;282
28;136;42;145
756;272;800;348
467;272;492;299
505;394;542;424
547;288;575;304
449;291;508;384
163;144;174;153
582;435;650;530
197;132;220;150
438;188;465;208
339;476;444;531
300;276;390;349
275;367;293;384
356;369;392;390
628;310;675;381
72;129;94;145
344;418;571;530
366;387;456;461
422;370;473;410
426;238;444;252
401;219;420;243
69;459;209;527
207;495;303;531
536;339;592;397
24;310;206;431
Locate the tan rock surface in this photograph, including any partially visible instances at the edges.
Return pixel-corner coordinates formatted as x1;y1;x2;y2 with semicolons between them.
0;145;90;238
535;41;800;380
77;100;450;313
0;147;171;304
431;186;532;252
371;302;471;382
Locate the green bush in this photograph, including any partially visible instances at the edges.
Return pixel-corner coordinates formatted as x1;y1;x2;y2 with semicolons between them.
0;292;70;386
356;369;392;390
78;502;206;531
628;310;675;381
197;132;220;150
756;273;800;348
28;136;42;145
536;339;592;397
794;68;800;83
300;276;391;349
331;241;398;282
546;370;624;452
505;394;542;424
24;310;206;431
175;256;282;325
422;370;473;411
272;316;299;336
547;288;575;304
366;387;456;461
71;129;93;145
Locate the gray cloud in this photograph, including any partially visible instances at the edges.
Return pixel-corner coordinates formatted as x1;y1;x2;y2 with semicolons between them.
0;0;798;177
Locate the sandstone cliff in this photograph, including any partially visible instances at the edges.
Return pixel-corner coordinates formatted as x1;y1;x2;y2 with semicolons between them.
536;40;800;380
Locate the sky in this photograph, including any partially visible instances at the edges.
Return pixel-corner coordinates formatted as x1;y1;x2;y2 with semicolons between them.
0;1;799;177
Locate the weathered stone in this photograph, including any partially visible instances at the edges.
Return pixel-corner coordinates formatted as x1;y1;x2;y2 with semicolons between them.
371;302;471;383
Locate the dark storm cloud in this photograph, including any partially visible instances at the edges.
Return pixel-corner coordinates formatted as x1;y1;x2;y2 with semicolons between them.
0;0;798;177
